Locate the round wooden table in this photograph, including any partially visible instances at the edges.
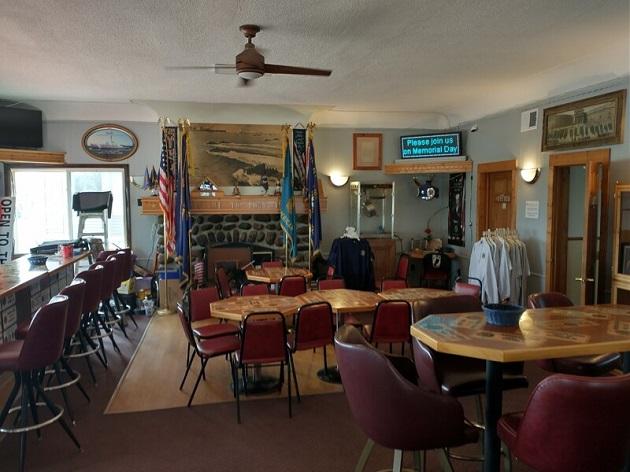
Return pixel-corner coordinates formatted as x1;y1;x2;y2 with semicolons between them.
210;295;300;322
378;287;458;321
245;267;312;284
296;288;381;316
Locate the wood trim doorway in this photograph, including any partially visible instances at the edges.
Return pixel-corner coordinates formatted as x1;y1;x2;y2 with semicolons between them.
476;160;517;240
545;149;610;303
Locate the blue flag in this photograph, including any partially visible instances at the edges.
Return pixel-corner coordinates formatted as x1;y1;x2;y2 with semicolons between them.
280;133;297;259
306;135;322;252
176;130;192;288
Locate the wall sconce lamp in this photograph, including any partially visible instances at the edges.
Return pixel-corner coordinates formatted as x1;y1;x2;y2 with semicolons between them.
520;167;541;184
329;173;350;187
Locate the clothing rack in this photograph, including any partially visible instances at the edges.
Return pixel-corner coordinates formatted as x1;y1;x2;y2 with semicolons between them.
469;228;530;305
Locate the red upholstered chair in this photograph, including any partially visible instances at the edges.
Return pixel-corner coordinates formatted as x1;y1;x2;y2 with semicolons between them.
453;279;481;299
177;304;240;407
262;260;283;268
499;373;630;472
527;292;621;375
334;325;478;471
215;266;235;299
394;253;410;280
287;302;335;399
421;252;451;289
188;287;238;339
0;295;81;471
318;278;345;290
231;312;291;423
380;279;408;292
365;300;413;354
279;275;307;296
240;282;270;296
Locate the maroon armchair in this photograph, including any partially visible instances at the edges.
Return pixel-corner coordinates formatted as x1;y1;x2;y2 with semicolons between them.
287;302;335;398
177;303;240;407
0;295;80;471
231;312;291;423
499;373;630;472
527;292;621;375
366;300;413;354
279;275;307;296
334;325;478;471
412;295;528;461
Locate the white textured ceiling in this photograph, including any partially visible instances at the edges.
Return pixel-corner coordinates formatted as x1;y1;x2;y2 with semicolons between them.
1;0;628;124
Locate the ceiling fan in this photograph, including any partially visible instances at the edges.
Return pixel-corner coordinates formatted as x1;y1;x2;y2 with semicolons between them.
167;24;332;86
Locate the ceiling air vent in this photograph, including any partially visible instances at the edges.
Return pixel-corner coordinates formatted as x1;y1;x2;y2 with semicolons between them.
520;108;538;132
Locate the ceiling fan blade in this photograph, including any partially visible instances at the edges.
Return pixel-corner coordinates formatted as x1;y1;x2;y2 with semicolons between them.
264;63;332;76
165;64;236;71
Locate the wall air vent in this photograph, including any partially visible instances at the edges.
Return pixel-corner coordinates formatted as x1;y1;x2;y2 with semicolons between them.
520;108;538;132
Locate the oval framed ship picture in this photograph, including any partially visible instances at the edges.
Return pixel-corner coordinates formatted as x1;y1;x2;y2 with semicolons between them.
82;124;138;162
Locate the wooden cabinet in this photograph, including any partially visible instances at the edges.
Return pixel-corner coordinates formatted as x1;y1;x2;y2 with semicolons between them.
611;183;630;303
366;238;396;286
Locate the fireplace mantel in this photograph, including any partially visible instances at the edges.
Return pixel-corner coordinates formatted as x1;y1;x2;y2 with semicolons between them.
140;194;327;215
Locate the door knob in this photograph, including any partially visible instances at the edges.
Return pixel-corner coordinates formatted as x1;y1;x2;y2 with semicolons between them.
575;277;584;283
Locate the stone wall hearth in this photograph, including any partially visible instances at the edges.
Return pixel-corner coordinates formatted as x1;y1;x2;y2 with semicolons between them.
157;213;310;265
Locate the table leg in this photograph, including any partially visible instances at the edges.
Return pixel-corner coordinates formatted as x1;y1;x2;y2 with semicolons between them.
624;352;629;472
484;360;503;472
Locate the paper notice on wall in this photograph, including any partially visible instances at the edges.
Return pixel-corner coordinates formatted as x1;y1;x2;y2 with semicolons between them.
525;200;539;219
0;197;15;264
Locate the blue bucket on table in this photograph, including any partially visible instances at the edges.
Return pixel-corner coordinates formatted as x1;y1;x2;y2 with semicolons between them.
482;304;525;327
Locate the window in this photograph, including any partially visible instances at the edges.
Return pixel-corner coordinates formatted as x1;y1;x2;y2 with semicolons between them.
12;167;128;254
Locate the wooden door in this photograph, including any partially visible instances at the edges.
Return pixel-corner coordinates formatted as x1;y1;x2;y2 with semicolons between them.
546;149;610;303
487;171;513;230
476;160;517;239
366;238;396;287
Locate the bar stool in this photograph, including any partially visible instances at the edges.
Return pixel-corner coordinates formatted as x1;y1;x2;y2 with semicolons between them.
73;267;109;374
0;295;81;471
112;249;138;328
88;260;122;352
38;279;91;424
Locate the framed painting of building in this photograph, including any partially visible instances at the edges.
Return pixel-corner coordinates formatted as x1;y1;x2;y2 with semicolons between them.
541;89;626;152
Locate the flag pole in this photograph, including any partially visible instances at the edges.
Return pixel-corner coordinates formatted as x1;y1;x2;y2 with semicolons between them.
157;118;175;316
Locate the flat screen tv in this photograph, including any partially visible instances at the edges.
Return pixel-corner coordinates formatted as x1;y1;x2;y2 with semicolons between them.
0;107;43;148
400;132;461;159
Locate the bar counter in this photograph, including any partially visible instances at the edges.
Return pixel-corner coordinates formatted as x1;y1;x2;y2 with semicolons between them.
0;251;90;343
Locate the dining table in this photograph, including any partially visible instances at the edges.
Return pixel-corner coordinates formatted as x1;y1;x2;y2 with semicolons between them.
410;304;630;472
245;266;312;285
378;287;459;320
295;288;381;327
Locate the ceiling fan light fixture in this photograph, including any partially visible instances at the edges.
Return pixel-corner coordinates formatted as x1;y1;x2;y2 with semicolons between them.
237;70;263;80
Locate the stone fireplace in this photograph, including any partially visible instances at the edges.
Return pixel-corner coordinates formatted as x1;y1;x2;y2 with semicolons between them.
157;212;310;266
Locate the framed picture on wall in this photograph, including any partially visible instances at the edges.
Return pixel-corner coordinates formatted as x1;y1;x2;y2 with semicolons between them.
353;133;382;170
541;89;626;152
82;124;139;162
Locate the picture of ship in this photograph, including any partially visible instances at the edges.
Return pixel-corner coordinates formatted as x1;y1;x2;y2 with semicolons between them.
82;124;138;161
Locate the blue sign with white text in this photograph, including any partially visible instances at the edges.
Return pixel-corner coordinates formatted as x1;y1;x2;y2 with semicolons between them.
400;132;461;159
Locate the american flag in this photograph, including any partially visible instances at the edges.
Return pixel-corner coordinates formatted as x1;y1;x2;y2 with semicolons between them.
159;129;176;257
